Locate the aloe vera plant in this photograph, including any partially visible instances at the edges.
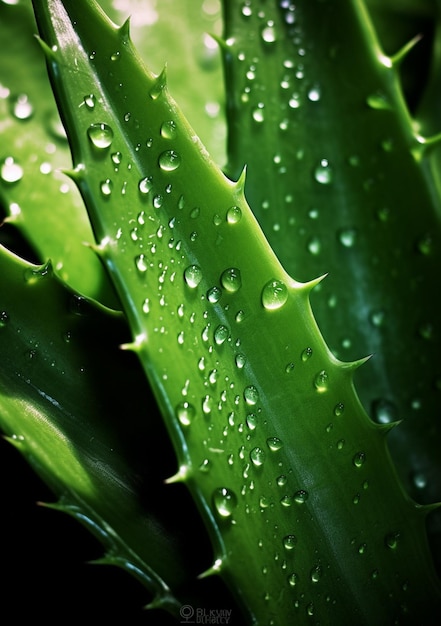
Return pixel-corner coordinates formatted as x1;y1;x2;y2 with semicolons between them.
1;0;441;623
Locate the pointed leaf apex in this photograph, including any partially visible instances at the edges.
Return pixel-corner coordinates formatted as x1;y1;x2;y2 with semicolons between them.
118;16;131;43
164;464;190;484
34;34;57;61
149;66;168;100
391;33;423;67
235;164;247;195
120;332;147;352
346;354;373;372
198;557;224;579
377;419;402;436
302;273;328;294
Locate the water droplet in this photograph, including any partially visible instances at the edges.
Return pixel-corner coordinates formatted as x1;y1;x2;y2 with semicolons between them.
353;452;366;468
314;159;333;184
244;385;259;405
307;236;321;255
207;286;222;303
87;122;113;148
277;475;287;487
110;51;120;62
142;298;150;314
135;254;148;273
416;233;432;255
294;489;308;504
176;401;195;426
246;413;258;430
184;264;202;288
261;21;277;43
199;458;211;473
339;228;357;247
267;437;283;451
153;194;163;209
283;535;297;550
213;487;237;518
307;85;321;102
160;120;177;139
0;311;10;328
100;178;113;196
220;267;242;293
235;353;246;369
1;156;23;183
214;324;229;345
366;91;391;110
83;94;96;109
334;402;345;417
227;205;242;224
385;531;400;550
301;347;313;361
285;362;295;374
281;495;293;507
288;572;298;587
261;279;288;310
111;151;122;166
252;103;265;123
138;176;153;194
311;565;322;583
159;150;181;171
250;446;265;466
372;398;398;424
412;471;427;489
11;93;33;120
314;370;329;392
370;309;385;327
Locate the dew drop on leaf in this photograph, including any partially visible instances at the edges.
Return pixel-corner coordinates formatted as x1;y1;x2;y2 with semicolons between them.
288;573;298;587
213;487;237;518
261;279;288;310
246;413;258;430
160;120;177;139
221;267;242;293
314;370;329;392
250;446;265;466
314;158;333;184
158;150;181;171
135;254;148;273
83;94;96;109
227;205;242;224
283;535;297;550
353;451;366;468
294;489;309;504
1;156;23;183
371;398;398;424
311;565;322;583
207;286;222;303
338;228;357;247
100;178;113;196
214;324;229;345
261;21;277;44
184;264;202;288
301;347;313;361
11;93;33;119
175;401;195;426
267;437;283;451
244;385;259;405
138;176;153;194
87;122;114;148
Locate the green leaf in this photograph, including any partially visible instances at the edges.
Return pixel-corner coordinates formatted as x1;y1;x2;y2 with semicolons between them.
30;0;441;622
0;0;117;305
221;0;441;527
0;242;234;618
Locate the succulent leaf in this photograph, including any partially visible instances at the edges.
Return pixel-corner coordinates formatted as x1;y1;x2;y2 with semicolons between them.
27;0;441;623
